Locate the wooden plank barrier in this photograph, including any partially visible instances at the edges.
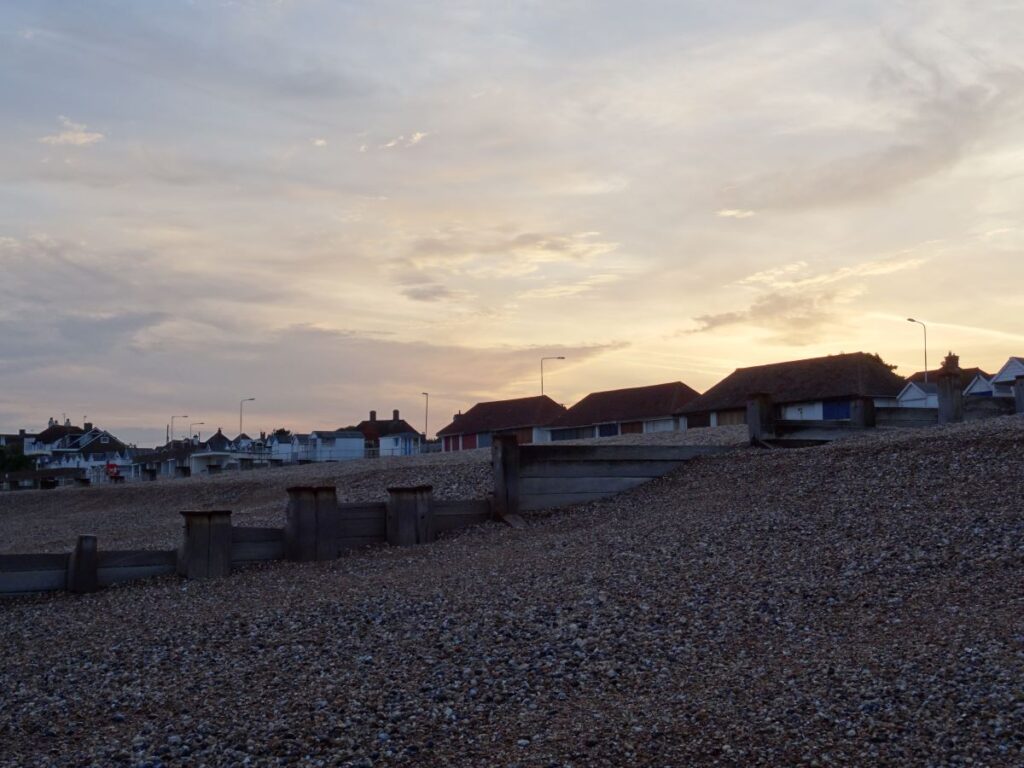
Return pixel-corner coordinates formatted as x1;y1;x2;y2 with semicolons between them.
231;526;286;564
386;486;434;546
0;553;69;595
97;549;177;586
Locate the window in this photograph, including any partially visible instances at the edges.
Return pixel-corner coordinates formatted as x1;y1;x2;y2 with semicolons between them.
100;436;109;444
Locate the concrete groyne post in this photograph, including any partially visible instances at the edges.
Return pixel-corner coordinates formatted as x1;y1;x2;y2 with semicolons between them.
492;435;520;520
67;535;99;593
178;510;233;580
386;485;434;546
936;352;964;425
851;397;876;429
746;393;776;445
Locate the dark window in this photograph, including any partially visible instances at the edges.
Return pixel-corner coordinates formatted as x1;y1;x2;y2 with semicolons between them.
822;400;852;420
598;423;619;437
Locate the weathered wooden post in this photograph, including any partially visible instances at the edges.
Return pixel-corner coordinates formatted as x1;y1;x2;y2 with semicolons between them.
746;393;776;445
492;434;520;520
386;485;434;546
178;510;233;580
850;397;876;429
66;534;99;593
314;485;339;561
936;352;964;425
286;486;318;562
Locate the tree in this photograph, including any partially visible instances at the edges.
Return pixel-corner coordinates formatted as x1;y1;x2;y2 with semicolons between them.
866;352;899;372
0;446;32;472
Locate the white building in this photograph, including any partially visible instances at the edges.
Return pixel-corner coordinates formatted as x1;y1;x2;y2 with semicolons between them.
990;357;1024;398
308;430;365;461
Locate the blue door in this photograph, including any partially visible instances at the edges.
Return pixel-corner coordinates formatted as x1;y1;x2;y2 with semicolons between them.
822;400;851;420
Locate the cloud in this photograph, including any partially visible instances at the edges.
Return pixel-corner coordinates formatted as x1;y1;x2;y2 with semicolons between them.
717;209;756;219
688;256;929;344
311;138;327;147
38;116;104;146
401;283;457;302
377;132;429;150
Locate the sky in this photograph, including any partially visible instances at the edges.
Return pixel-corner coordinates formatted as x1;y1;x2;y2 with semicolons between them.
1;0;1023;446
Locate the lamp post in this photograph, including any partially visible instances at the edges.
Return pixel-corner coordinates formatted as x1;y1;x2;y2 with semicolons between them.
907;318;928;382
170;414;188;443
189;421;205;441
421;392;429;442
540;356;566;396
239;398;255;435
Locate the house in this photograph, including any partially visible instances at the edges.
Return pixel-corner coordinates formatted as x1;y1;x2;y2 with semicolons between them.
353;410;421;457
896;381;938;409
204;428;233;452
677;352;907;427
308;429;365;461
436;395;567;451
23;418;85;458
990;356;1024;398
232;433;254;451
545;382;699;441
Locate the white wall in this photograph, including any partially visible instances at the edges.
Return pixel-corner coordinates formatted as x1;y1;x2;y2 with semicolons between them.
643;418;676;433
780;401;823;420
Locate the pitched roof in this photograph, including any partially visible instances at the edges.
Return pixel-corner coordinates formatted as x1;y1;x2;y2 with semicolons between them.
679;352;907;415
311;429;363;439
548;382;699;429
908;366;989;389
353;418;420;439
437;395;567;437
992;356;1024;384
34;424;84;445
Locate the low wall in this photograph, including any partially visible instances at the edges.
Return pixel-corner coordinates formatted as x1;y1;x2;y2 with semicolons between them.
876;408;939;428
514;444;729;512
964;398;1016;421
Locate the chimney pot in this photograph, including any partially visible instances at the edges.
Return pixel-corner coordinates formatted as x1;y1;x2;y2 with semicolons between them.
370;410;377;422
393;409;399;421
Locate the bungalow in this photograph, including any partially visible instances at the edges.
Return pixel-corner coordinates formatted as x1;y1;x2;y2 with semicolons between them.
436;395;567;452
545;382;699;441
353;410;421;457
990;356;1024;398
308;429;365;461
677;352;906;427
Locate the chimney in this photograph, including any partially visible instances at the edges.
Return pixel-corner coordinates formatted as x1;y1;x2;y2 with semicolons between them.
84;422;93;432
370;410;377;422
393;409;400;421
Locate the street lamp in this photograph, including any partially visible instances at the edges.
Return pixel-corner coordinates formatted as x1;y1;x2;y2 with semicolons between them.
421;392;429;441
540;356;566;396
189;421;205;441
170;414;188;443
239;398;255;435
907;318;928;382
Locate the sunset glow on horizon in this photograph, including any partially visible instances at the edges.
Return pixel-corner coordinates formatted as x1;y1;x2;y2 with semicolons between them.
2;1;1023;445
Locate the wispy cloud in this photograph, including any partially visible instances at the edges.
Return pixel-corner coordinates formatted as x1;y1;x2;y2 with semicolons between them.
717;209;756;219
38;116;104;146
